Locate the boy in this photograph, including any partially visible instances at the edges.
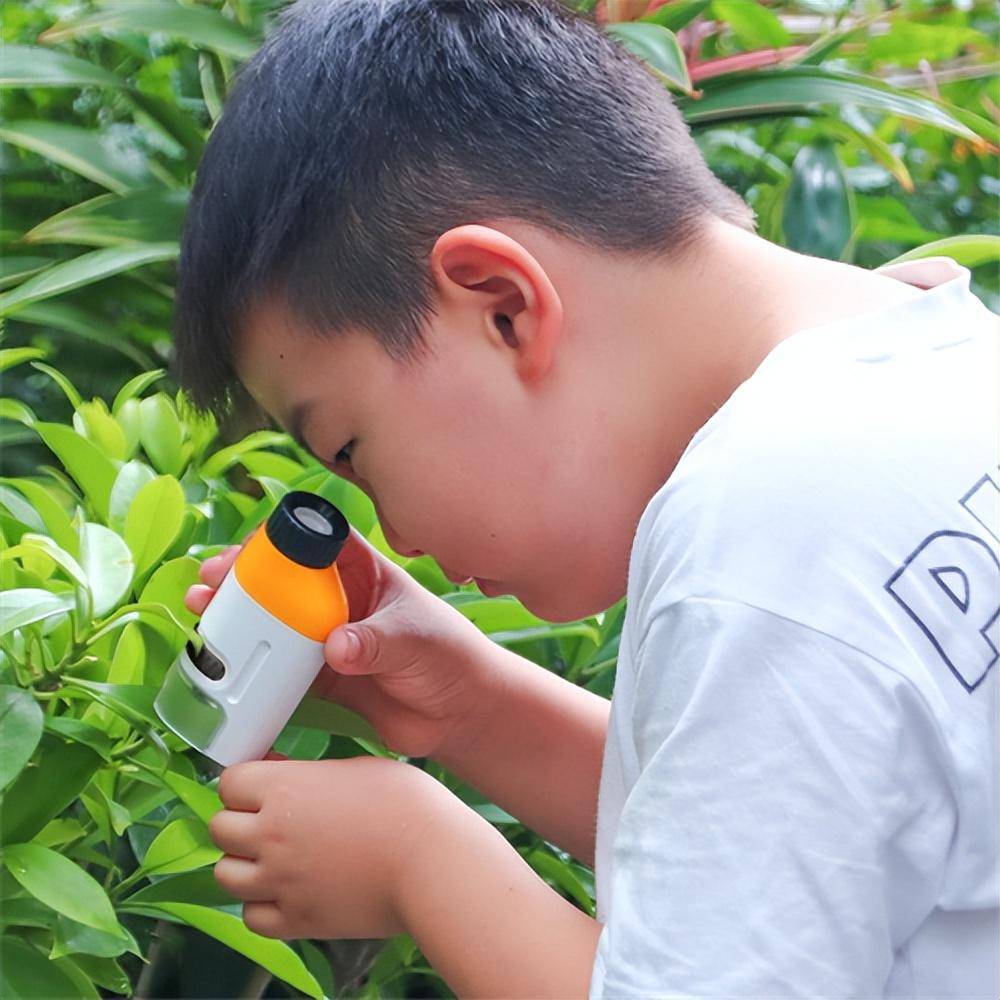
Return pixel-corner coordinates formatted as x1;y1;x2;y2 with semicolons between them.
176;0;999;996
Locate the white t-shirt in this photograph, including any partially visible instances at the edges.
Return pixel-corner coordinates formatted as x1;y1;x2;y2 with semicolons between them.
588;257;999;1000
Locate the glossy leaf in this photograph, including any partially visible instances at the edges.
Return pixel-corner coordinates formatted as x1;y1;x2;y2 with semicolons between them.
0;478;78;556
125;903;324;999
2;843;122;936
112;369;167;413
0;734;102;843
31;422;116;520
0;347;47;372
606;23;692;93
124;475;186;575
80;522;135;616
108;460;157;531
139;394;185;476
682;67;997;145
0;587;74;637
141;818;222;876
161;769;223;824
0;686;44;791
782;142;853;259
0;936;83;999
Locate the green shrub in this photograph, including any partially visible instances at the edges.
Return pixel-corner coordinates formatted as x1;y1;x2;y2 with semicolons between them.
0;350;621;997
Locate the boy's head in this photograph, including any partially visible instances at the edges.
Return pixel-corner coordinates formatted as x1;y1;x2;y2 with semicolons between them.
174;0;754;620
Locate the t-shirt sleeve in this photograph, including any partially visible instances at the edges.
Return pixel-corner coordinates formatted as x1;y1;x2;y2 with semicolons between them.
590;596;957;999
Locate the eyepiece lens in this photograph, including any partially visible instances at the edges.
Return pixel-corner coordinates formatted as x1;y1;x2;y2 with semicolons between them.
293;506;333;535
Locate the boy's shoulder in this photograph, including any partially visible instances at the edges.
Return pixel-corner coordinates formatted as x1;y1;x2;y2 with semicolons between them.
628;287;997;675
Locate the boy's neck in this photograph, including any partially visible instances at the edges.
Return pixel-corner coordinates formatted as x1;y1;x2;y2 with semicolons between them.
563;215;926;510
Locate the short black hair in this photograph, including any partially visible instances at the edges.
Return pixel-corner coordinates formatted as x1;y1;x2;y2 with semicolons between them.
173;0;754;419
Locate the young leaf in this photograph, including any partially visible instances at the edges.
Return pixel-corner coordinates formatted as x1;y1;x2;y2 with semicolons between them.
0;588;74;638
31;422;117;521
80;522;135;616
140;818;222;876
139;395;185;477
124;475;186;576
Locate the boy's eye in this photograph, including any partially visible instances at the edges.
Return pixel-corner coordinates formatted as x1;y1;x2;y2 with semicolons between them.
329;441;354;470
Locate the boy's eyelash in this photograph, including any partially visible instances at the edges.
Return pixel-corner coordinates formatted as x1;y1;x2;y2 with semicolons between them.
331;441;354;468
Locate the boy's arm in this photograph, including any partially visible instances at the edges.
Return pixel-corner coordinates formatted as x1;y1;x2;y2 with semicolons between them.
434;640;610;868
396;780;604;999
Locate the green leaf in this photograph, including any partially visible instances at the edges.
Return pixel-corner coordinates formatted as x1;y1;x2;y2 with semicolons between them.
50;914;139;959
0;484;46;532
108;460;157;531
782;141;853;260
24;189;190;248
140;818;222;876
8;533;91;617
605;23;692;93
43;1;261;59
122;869;236;909
32;422;116;521
61;679;160;729
868;22;989;68
0;479;76;556
2;843;122;936
0;936;84;999
128;903;324;999
124;475;186;575
139;394;185;476
0;734;102;843
0;588;74;638
0;686;44;791
0;121;151;194
63;953;132;994
682;67;996;144
0;258;52;291
273;724;330;760
640;0;711;32
138;556;199;638
288;696;382;744
712;0;790;49
161;769;223;824
0;44;123;88
0;243;179;317
0;399;37;426
29;360;82;408
11;300;156;368
42;716;113;761
887;235;1000;269
200;431;294;479
0;347;47;372
112;369;167;413
74;400;127;461
80;522;134;617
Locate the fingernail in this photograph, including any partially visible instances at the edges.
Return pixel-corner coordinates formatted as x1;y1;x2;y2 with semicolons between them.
341;629;360;662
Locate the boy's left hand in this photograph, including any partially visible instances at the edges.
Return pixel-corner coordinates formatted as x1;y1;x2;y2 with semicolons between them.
209;753;437;941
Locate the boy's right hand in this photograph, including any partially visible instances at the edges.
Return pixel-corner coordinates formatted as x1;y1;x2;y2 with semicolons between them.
184;527;501;761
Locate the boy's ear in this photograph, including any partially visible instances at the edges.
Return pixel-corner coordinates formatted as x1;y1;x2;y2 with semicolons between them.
430;224;563;382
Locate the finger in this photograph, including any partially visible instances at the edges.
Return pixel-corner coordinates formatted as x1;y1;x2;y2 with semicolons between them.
214;856;274;902
263;750;288;761
242;901;287;939
209;809;260;859
217;762;268;811
198;545;241;588
184;584;215;616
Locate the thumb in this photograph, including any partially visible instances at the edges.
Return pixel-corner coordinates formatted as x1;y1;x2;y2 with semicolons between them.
324;617;389;675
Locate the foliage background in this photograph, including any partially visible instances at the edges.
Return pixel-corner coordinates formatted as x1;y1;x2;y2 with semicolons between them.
1;0;997;997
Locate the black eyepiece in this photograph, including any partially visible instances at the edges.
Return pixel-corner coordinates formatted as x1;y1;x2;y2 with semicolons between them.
265;491;349;568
